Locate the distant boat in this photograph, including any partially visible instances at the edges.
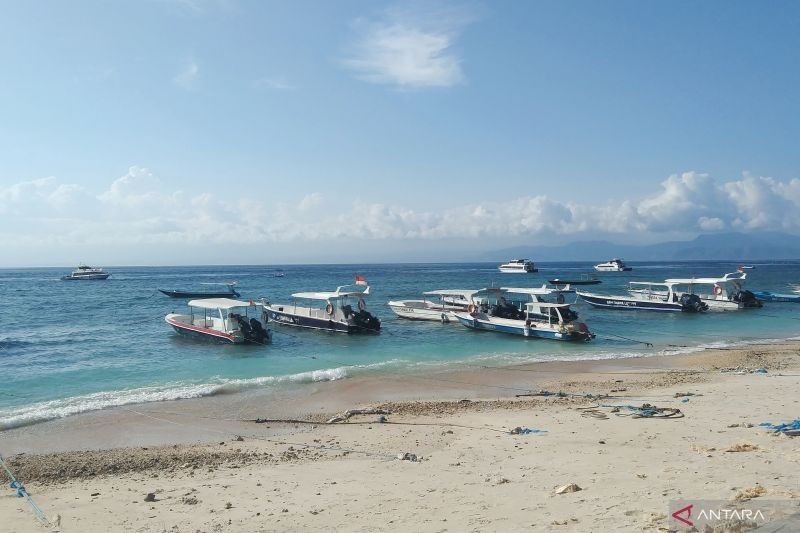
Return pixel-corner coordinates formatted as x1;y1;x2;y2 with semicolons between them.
594;259;632;272
159;282;240;298
165;298;271;344
738;265;756;270
498;259;537;273
388;289;475;323
548;274;601;286
61;265;111;280
273;269;285;278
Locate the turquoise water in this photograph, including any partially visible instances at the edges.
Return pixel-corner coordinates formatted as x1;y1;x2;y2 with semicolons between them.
2;261;799;429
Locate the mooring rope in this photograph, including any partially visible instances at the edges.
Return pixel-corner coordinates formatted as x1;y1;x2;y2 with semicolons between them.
0;453;52;527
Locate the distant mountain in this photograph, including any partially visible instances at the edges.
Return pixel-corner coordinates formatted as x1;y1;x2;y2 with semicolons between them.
484;232;800;262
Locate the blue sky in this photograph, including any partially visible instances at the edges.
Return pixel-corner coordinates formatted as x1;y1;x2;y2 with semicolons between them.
1;1;799;266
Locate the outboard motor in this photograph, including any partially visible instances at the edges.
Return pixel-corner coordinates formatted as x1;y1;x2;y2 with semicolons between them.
352;310;381;332
248;318;269;343
732;290;763;308
679;293;708;313
235;315;253;337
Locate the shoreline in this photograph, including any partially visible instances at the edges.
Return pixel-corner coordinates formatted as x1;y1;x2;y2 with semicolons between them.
1;341;799;531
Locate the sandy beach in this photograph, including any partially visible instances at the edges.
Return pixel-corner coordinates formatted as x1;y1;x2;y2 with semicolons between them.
2;342;800;532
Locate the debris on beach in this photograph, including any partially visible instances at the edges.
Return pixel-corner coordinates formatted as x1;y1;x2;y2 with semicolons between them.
397;452;419;462
720;367;768;374
509;426;547;435
673;392;701;398
725;443;759;453
555;483;582;494
144;492;157;502
734;485;766;501
326;408;391;424
759;419;800;436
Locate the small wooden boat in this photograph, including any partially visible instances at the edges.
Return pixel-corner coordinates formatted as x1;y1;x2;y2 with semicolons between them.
548;277;601;286
165;298;271;344
159;282;240;298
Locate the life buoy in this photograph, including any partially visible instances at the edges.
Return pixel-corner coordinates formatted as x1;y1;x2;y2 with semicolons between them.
358;298;366;311
325;302;334;316
713;285;723;296
468;304;477;315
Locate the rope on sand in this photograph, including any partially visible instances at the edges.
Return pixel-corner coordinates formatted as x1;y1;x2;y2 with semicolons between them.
0;453;53;528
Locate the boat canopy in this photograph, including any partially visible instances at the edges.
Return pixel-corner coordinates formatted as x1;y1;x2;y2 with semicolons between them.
422;289;475;298
665;272;746;285
629;281;673;288
525;302;572;309
292;284;370;301
187;298;255;310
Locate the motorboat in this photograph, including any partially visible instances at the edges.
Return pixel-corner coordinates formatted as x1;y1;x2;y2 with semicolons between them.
165;298;271;344
594;259;632;272
498;259;537;273
453;287;593;341
273;269;285;278
548;274;601;286
664;272;762;310
388;289;475;323
577;282;708;312
750;290;800;303
265;282;380;333
61;265;111;280
159;282;240;298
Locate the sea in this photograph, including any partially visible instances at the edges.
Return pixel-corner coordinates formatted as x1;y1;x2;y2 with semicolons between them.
2;261;800;431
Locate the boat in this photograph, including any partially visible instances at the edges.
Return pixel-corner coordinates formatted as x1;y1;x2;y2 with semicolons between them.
594;259;632;272
750;290;800;303
159;282;240;298
498;259;537;273
273;269;285;278
61;265;111;280
388;289;475;323
664;271;762;310
265;281;381;333
165;298;271;344
453;287;593;341
548;274;601;286
577;282;708;312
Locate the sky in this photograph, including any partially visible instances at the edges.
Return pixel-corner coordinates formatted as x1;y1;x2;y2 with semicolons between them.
1;0;799;266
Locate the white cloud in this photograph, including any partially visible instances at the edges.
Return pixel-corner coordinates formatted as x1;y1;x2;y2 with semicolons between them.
343;4;475;88
253;76;295;90
173;60;199;89
3;169;800;256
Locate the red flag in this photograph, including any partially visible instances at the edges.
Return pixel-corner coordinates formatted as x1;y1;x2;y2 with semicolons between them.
355;275;367;286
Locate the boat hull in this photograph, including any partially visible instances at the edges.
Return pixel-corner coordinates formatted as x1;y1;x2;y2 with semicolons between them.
751;291;800;303
159;289;239;298
387;300;461;322
266;307;379;334
61;273;111;280
498;268;538;273
165;315;241;343
453;313;592;342
578;292;684;312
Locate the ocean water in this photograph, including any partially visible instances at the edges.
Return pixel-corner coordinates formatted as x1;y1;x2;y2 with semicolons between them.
2;261;800;430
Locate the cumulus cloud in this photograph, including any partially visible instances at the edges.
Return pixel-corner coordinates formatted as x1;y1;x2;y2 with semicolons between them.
2;169;800;254
342;3;475;88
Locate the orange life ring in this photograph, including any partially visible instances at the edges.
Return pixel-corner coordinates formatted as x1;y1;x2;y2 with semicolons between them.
468;304;477;314
713;285;723;296
325;302;334;315
358;298;366;311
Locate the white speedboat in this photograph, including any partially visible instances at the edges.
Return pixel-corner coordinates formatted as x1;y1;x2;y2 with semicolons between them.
388;289;475;323
594;258;632;272
453;287;592;341
578;282;708;312
664;272;762;310
266;283;380;333
61;265;111;280
165;298;271;344
498;259;537;273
